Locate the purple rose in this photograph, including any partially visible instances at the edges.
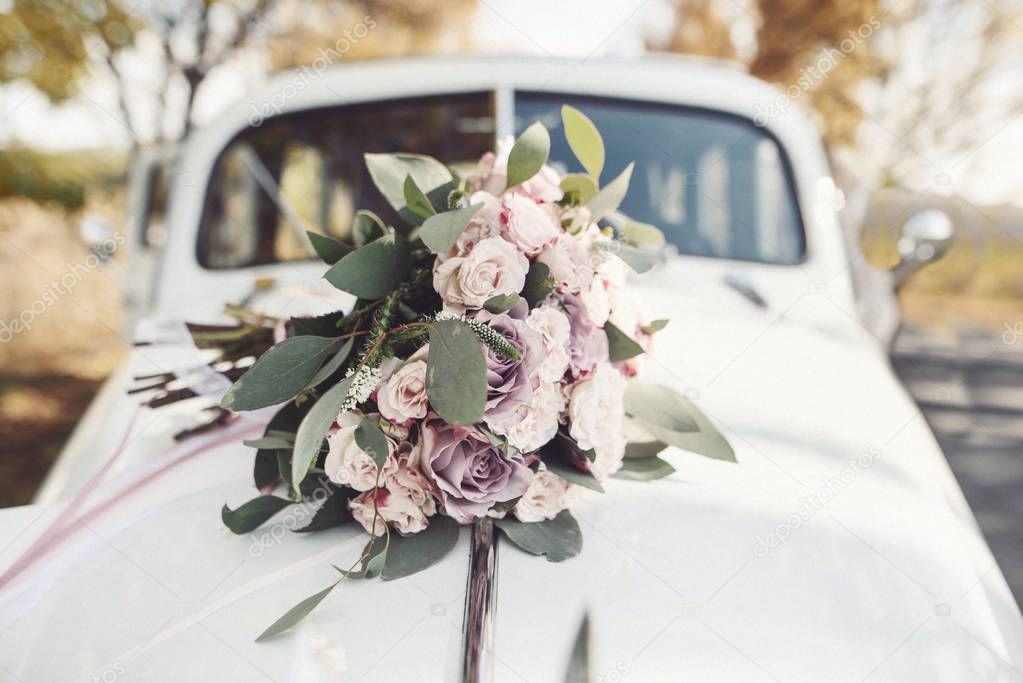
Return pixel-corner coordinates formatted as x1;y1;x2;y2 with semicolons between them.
473;302;543;430
420;421;533;521
561;292;609;377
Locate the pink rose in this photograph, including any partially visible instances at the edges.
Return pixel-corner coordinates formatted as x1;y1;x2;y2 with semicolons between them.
513;469;569;522
433;236;528;310
455;191;503;254
536;233;594;295
526;303;571;383
383;456;438;516
501;194;560;256
324;415;383;491
494;381;564;453
377;349;429;426
350;489;429;535
567;362;626;451
472;139;564;203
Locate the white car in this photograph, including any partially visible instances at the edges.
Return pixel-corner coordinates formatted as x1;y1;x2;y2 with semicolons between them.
0;56;1014;682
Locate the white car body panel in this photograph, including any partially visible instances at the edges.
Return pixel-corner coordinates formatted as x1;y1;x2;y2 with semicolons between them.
1;56;1019;681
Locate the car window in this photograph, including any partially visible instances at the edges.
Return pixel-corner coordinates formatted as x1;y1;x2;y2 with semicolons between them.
198;92;495;269
514;92;806;265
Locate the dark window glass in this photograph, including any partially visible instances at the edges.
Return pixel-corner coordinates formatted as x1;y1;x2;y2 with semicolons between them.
198;92;495;269
515;93;806;265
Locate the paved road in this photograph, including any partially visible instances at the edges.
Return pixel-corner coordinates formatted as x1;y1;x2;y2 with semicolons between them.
892;323;1023;606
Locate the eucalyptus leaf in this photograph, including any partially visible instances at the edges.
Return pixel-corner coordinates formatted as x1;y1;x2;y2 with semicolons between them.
419;203;483;253
403;174;435;222
221;495;293;534
483;292;521;313
243;435;296;450
641;319;669;335
506;122;550;190
541;433;604;493
604;321;645;362
364;153;452;215
303;337;354;390
291;375;354;494
560;174;598;205
624;381;736;462
616;455;676;481
621;220;666;248
222;336;343;411
295;489;352;532
426;320;487;425
323;233;411;299
594;241;658;273
255;582;337;642
382;516;459;581
561;105;605;179
495;510;582;563
355;418;389;469
307;231;352;265
254;450;280;489
522;261;554;308
587;162;634;219
291;310;346;337
624;439;668;459
353;210;386;246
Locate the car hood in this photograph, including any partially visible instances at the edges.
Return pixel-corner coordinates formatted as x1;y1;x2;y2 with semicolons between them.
1;272;1022;682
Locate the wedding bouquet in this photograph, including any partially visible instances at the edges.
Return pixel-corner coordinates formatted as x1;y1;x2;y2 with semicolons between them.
145;106;734;640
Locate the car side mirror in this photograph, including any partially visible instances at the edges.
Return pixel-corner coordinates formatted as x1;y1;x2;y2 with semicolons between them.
893;209;954;287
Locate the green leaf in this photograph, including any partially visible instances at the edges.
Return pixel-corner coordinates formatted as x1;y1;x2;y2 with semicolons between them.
483;292;521;313
254;450;280;489
426;320;487;425
624;381;736;462
222;336;344;411
291;310;345;337
561;105;604;179
495;510;582;562
587;162;634;219
295;489;352;532
256;582;337;642
365;153;452;217
303;337;354;390
522;261;554;308
604;321;645;362
506;122;550;190
621;220;666;248
594;241;658;273
354;418;389;469
292;375;353;494
221;495;293;534
307;231;352;265
382;516;459;580
323;233;411;300
641;319;669;335
560;174;598;205
419;203;483;253
624;439;668;459
403;174;435;223
541;434;604;493
616;455;676;481
243;435;295;450
353;210;386;246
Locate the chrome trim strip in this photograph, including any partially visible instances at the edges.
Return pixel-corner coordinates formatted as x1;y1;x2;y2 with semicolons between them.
462;518;498;682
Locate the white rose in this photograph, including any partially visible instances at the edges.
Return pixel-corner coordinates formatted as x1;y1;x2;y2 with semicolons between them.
377;358;429;425
433;236;528;310
455;191;503;254
383;458;437;516
579;277;612;327
526;304;572;383
567;363;626;451
324;416;383;492
561;205;592;235
496;381;565;452
501;194;560;256
590;432;627;481
350;489;429;535
536;233;594;295
513;469;568;522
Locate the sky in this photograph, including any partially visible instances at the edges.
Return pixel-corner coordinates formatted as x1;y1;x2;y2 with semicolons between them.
0;0;1020;207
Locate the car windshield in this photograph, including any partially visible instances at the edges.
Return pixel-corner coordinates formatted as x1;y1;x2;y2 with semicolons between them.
515;92;806;265
198;92;495;269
